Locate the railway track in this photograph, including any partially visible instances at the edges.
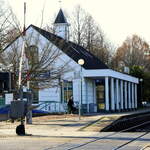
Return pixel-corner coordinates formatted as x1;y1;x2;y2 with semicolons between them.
44;116;150;150
101;111;150;132
67;121;150;150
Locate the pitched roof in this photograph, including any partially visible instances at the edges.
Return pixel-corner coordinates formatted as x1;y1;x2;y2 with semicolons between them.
54;9;67;24
4;24;109;70
31;25;109;70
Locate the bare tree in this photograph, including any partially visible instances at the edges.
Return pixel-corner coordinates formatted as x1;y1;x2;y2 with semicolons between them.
70;5;112;65
112;34;150;71
0;1;72;93
0;1;22;51
0;0;11;50
2;29;71;91
70;5;87;46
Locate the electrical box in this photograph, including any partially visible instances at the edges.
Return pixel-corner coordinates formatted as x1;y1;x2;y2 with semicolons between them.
10;100;27;119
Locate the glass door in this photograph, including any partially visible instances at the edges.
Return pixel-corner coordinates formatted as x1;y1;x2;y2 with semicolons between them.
96;84;105;111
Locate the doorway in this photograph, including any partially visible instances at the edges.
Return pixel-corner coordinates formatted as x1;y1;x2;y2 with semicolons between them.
95;79;105;112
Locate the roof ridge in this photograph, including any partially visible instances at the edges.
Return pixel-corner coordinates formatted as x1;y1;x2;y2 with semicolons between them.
4;24;109;70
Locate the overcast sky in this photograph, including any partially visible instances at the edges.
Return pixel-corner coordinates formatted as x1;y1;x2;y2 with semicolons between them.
6;0;150;47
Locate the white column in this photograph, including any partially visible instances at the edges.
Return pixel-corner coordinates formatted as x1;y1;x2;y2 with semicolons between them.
132;83;135;109
124;81;128;109
135;84;137;109
118;80;121;110
120;80;124;110
116;79;119;110
93;81;97;112
128;82;131;109
105;77;109;111
85;79;89;113
111;78;115;111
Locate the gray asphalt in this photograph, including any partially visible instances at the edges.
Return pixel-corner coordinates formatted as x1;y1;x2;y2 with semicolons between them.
0;132;149;150
0;114;149;150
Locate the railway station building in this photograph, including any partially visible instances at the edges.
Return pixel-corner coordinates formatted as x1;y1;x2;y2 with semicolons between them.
4;9;139;113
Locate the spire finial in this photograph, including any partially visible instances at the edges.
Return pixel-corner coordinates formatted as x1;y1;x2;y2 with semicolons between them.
58;0;62;8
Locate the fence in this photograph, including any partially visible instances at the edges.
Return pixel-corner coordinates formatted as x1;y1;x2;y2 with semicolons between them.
37;101;67;113
0;97;80;114
37;101;79;113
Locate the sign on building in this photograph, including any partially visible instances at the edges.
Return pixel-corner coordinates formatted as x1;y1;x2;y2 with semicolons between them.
5;93;13;104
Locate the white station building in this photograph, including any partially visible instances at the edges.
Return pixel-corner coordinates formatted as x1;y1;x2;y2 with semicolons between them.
4;9;139;113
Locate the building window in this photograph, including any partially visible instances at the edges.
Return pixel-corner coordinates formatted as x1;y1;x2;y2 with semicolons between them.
61;81;73;103
25;45;39;67
144;50;150;56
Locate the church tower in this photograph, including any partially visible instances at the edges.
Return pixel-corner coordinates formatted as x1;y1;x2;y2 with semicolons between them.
53;9;69;40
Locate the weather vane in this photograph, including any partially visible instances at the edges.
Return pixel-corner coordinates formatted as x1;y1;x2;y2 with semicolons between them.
58;0;62;8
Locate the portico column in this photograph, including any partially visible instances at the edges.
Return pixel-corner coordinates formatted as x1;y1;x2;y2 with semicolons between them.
105;77;109;111
124;81;128;109
116;79;119;110
135;84;137;109
132;83;135;109
120;80;123;110
85;79;89;113
128;82;131;109
111;78;115;111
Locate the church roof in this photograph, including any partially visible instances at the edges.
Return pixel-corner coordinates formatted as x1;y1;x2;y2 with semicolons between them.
4;24;109;70
54;9;67;24
31;25;109;70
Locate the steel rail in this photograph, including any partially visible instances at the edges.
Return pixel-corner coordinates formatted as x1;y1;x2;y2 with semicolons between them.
67;120;150;150
40;113;150;150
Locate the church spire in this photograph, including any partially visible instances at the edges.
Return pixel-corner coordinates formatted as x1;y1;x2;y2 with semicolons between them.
53;9;69;40
54;9;67;24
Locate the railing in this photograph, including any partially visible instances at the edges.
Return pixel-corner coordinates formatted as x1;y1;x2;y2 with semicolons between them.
37;101;68;113
0;97;80;113
37;101;79;113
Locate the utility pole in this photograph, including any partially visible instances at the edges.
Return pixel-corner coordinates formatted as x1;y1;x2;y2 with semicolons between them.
18;1;32;127
15;2;27;135
23;2;32;124
15;2;33;135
